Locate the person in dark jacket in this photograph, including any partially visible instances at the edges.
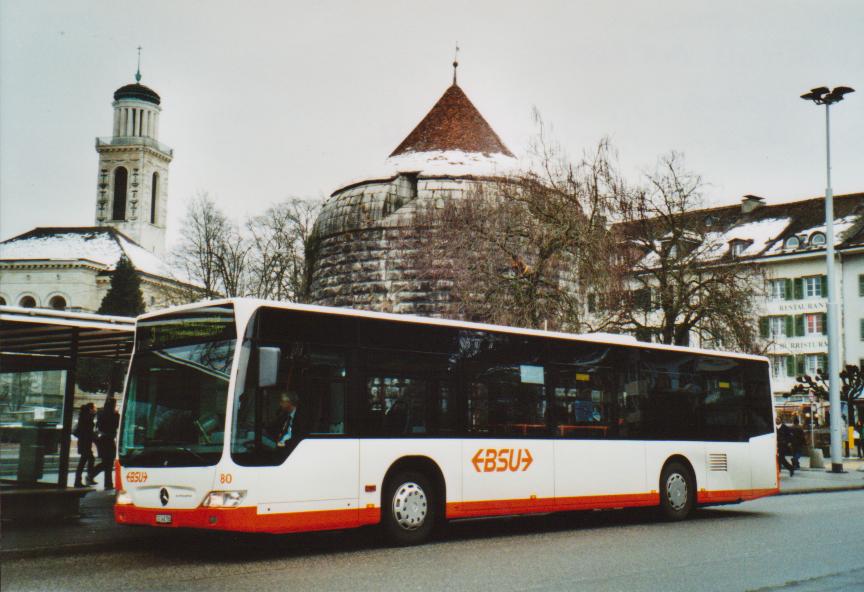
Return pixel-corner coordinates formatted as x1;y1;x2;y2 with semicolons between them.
790;416;806;469
92;397;120;490
777;419;794;477
73;403;97;488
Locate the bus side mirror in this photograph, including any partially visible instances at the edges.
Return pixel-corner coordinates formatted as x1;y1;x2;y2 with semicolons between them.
258;347;281;388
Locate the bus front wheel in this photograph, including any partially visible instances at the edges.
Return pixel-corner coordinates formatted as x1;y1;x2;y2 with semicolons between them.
382;470;436;545
659;461;695;521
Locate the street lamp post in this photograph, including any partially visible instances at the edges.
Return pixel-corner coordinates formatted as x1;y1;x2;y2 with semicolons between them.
800;85;855;473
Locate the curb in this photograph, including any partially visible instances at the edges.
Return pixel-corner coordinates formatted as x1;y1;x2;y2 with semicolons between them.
1;533;163;561
777;484;864;496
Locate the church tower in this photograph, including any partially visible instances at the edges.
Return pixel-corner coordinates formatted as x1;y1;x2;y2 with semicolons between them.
95;58;173;256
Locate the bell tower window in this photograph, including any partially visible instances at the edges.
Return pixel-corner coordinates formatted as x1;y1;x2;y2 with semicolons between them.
150;172;159;223
112;166;128;220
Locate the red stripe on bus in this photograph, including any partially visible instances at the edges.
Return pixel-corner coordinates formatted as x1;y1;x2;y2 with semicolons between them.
446;492;660;519
115;505;380;534
697;487;779;504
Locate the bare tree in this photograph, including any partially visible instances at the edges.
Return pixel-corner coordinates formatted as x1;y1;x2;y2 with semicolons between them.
408;132;625;331
173;193;228;298
213;220;251;298
172;193;251;298
246;198;322;303
792;364;863;426
606;152;764;351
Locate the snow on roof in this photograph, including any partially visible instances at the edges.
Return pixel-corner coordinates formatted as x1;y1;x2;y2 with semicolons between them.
0;227;197;286
705;217;792;258
763;214;859;255
386;149;519;178
332;150;521;195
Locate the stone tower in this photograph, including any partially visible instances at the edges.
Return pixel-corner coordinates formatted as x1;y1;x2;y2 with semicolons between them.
309;76;517;315
94;66;173;256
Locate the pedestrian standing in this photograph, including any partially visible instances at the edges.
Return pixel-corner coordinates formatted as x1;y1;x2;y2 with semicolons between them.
790;416;805;470
858;419;864;458
73;403;97;488
776;418;794;477
92;396;120;490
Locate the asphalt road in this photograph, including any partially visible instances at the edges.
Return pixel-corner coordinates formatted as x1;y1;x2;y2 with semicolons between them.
3;491;863;592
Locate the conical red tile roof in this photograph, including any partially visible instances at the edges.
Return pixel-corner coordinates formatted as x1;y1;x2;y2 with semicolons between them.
390;84;514;157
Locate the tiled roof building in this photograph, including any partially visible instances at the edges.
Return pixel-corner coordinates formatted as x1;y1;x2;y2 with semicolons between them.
308;77;517;314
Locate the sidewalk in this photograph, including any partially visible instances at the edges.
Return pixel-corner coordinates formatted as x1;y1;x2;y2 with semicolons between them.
2;460;863;559
777;455;864;495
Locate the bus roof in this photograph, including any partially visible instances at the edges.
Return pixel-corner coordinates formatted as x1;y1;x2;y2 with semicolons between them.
137;297;769;363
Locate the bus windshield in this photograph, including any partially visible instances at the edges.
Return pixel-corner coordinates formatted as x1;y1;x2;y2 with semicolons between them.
119;305;236;467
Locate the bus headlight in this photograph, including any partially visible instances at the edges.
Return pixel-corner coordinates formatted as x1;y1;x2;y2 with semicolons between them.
201;491;247;508
115;489;133;505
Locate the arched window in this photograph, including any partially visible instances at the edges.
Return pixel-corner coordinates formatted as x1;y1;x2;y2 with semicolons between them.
19;295;36;308
112;167;128;221
150;172;159;224
810;232;826;247
49;295;67;310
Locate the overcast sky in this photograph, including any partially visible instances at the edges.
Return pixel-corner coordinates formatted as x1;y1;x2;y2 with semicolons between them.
1;0;862;246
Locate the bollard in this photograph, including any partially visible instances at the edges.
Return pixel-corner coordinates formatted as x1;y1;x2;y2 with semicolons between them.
810;447;825;469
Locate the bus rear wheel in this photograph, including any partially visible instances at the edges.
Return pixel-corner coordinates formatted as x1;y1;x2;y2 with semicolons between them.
382;470;436;545
659;461;695;521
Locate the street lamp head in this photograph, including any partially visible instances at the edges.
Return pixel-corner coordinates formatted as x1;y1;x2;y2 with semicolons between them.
801;86;855;105
801;86;830;104
827;86;855;103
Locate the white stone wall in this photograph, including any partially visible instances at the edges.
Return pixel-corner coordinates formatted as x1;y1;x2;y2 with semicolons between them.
841;252;864;367
0;264;192;313
0;265;104;311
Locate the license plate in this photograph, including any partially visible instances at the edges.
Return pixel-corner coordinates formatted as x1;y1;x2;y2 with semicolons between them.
155;514;172;524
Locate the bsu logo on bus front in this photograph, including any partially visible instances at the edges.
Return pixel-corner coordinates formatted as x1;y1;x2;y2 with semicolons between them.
472;448;534;472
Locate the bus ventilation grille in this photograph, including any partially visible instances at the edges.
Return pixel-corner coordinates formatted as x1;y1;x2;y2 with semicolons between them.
708;453;728;472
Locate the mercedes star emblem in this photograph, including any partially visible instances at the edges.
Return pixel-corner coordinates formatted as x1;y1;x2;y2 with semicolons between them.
159;487;169;506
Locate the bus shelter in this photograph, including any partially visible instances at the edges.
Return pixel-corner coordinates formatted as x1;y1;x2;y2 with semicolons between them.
0;306;134;520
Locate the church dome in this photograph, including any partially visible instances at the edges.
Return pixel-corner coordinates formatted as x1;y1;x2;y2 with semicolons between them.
113;83;161;105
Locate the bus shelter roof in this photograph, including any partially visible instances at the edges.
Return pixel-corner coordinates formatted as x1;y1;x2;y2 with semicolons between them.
0;306;135;360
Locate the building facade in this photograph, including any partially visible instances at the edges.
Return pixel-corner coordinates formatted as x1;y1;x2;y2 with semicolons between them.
606;193;864;396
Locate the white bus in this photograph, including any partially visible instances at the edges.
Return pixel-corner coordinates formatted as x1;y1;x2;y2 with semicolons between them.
114;299;778;544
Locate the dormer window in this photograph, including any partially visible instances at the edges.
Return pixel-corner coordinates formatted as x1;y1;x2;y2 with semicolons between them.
784;236;800;250
705;214;718;227
809;232;826;247
729;239;752;258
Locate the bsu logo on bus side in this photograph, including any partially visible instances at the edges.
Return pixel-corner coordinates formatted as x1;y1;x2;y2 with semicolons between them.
472;448;533;473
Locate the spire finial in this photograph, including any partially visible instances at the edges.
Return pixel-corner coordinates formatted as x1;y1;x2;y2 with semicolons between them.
452;43;459;85
135;46;142;83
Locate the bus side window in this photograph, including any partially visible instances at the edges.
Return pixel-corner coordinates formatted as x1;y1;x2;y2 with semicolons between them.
304;348;348;435
465;363;547;437
361;349;444;437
